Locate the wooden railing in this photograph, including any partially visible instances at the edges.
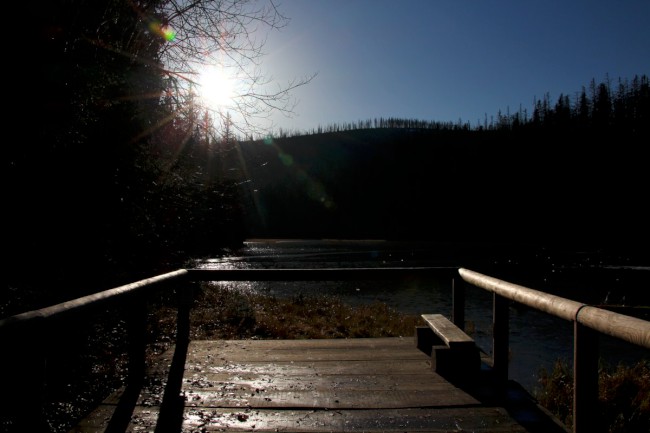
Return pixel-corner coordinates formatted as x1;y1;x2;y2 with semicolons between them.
0;267;452;432
0;270;191;432
1;266;648;433
454;267;650;433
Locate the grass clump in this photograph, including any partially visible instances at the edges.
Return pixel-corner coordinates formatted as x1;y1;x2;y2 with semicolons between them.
534;358;650;433
186;282;423;340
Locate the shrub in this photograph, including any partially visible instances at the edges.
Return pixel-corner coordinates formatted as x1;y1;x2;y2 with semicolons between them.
534;358;650;433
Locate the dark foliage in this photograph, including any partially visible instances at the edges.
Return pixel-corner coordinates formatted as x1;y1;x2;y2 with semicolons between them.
535;358;650;433
5;1;246;315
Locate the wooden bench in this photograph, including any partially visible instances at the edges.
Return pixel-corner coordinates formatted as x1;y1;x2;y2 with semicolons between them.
421;314;476;349
415;314;480;385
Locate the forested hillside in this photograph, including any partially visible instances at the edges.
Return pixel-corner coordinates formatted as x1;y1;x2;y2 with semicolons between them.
229;75;649;250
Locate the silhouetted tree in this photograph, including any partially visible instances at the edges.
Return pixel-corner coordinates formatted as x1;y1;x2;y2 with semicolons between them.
6;0;314;303
593;82;612;128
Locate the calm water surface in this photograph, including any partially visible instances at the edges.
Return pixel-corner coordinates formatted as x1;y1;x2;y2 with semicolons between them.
198;239;650;393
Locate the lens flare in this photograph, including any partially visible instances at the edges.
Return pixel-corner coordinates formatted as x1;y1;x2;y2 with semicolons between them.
149;21;176;42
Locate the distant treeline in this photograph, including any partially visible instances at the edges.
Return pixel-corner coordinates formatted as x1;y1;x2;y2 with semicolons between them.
270;74;649;138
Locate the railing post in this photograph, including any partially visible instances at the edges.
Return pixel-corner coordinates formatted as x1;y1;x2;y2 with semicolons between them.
492;293;509;384
177;283;195;345
452;277;465;331
126;296;148;387
573;321;600;433
153;283;195;433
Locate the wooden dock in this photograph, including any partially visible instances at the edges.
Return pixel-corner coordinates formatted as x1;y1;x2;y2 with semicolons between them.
69;337;568;433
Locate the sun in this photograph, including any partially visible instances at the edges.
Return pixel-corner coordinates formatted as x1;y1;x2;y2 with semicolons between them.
196;64;236;110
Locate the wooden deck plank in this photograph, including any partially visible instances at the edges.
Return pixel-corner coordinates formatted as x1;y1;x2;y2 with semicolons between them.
67;337;563;433
183;387;479;408
185;337;419;350
182;371;449;388
187;337;430;361
71;407;528;432
189;360;439;375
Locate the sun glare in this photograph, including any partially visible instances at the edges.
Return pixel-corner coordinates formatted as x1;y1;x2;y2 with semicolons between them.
196;65;236;110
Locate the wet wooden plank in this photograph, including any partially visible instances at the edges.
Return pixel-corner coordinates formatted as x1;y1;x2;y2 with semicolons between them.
189;359;438;375
178;407;525;432
184;370;449;387
183;387;478;408
188;337;418;350
102;378;476;409
186;337;429;361
72;406;528;432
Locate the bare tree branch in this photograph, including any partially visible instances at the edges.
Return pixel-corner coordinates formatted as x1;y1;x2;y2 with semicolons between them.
149;0;313;134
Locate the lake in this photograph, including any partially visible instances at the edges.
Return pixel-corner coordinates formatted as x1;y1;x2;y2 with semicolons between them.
197;238;650;394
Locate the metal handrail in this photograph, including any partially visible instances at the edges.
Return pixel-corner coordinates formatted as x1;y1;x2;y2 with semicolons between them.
458;268;650;349
456;267;650;433
0;269;189;329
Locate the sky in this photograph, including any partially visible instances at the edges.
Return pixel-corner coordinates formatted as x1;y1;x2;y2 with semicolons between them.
246;0;650;134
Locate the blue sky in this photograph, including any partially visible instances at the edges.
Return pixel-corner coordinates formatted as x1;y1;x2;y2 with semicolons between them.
254;0;649;133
